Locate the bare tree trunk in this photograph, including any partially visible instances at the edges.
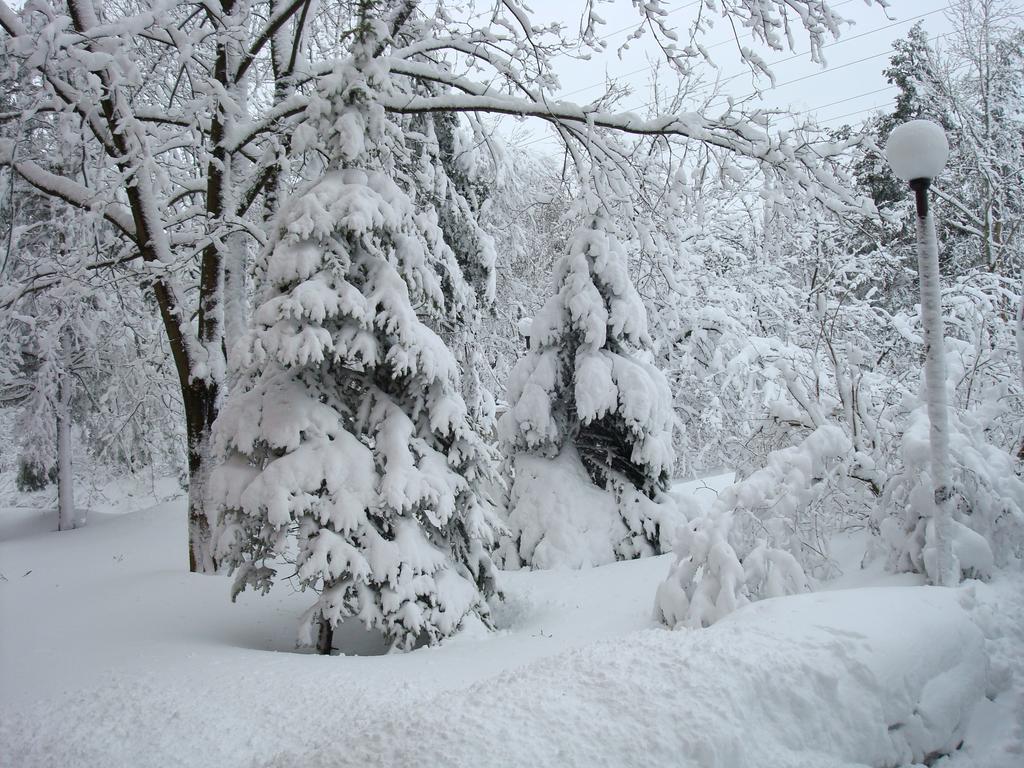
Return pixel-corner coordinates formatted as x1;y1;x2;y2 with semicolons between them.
188;459;215;573
55;322;83;531
185;380;220;574
315;616;334;656
1017;291;1024;461
56;374;77;531
223;230;249;369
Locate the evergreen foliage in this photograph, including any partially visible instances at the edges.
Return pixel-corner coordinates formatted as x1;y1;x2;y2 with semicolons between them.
211;46;500;651
500;212;678;566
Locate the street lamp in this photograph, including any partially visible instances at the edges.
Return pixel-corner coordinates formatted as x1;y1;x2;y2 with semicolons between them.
885;119;958;587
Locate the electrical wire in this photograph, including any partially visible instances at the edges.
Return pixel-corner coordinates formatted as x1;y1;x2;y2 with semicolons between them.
511;23;952;150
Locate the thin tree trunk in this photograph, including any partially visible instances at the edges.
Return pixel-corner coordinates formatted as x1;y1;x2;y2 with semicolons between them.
56;325;81;532
223;230;249;369
184;2;236;574
56;380;77;531
315;616;334;656
1017;291;1024;461
188;461;215;573
185;379;219;574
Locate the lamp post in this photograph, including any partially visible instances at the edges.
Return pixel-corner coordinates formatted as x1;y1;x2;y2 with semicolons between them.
885;119;958;587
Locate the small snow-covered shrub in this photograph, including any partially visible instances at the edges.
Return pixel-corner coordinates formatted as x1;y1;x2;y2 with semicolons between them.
655;509;808;629
879;405;1024;581
655;511;748;629
657;425;863;629
876;271;1024;582
723;424;869;578
15;457;54;492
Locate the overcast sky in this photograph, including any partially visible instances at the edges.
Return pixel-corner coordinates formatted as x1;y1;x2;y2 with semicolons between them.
502;0;957;152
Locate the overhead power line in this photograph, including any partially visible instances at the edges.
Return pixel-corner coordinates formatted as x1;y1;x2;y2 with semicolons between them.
818;101;898;127
513;26;953;150
558;0;937;102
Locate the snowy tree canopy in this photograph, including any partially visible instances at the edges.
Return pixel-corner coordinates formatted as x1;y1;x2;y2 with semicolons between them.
0;0;882;569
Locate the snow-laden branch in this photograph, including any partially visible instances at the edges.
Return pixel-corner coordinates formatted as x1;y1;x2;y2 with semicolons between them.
236;0;313;82
0;0;23;37
133;107;193;127
11;160;136;239
0;100;66;122
374;92;737;148
377;91;866;214
226;91;308;152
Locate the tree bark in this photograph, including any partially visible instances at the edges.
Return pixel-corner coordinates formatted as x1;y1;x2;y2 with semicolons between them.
56;375;77;531
315;616;334;656
185;379;220;573
56;325;82;532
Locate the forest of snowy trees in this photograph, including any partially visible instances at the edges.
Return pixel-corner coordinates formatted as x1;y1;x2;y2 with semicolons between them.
1;0;1022;655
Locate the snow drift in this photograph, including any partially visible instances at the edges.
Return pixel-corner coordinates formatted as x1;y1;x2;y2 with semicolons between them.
259;588;985;768
0;500;998;768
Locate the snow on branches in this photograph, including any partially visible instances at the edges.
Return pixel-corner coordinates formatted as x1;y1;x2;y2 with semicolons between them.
210;49;502;650
655;427;856;631
0;0;883;572
655;510;808;630
880;395;1024;582
213;163;502;650
499;212;680;568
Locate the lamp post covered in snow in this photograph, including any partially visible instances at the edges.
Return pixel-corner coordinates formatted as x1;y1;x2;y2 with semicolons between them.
885;119;958;587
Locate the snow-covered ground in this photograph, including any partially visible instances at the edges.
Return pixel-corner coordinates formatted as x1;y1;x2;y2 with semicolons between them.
1;478;1022;768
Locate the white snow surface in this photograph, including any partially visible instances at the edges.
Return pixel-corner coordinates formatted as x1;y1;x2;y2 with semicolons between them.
2;482;1022;768
885;119;950;181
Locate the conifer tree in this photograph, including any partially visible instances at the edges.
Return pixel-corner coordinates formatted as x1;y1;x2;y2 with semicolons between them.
211;22;500;652
499;210;677;567
2;0;881;571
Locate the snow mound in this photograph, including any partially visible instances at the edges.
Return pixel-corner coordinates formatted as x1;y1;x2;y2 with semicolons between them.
261;587;984;768
1;499;1007;768
943;576;1024;767
500;447;685;568
501;448;626;568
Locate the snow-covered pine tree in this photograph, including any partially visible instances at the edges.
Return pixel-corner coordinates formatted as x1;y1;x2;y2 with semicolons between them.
210;21;500;653
406;109;499;431
499;209;678;568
